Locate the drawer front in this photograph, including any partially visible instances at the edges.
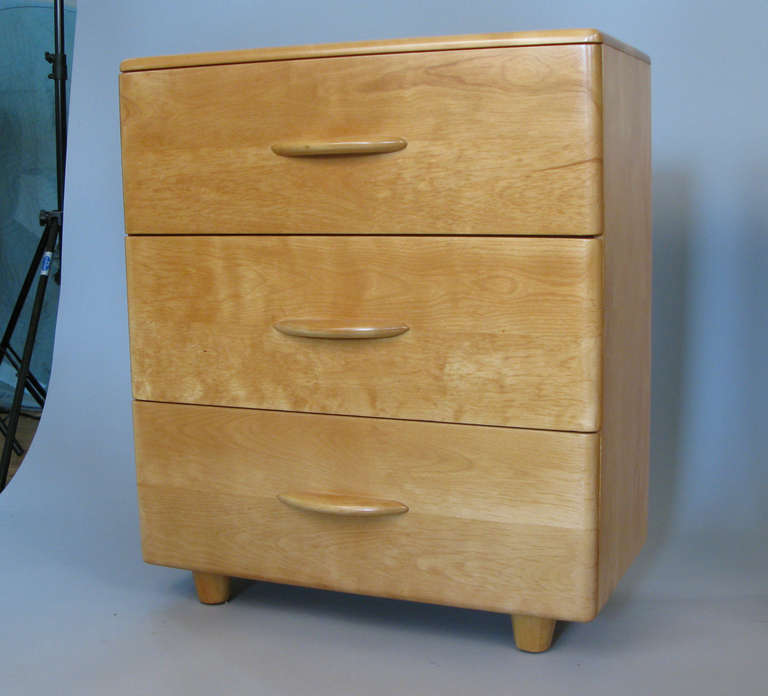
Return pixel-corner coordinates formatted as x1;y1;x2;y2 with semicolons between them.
120;44;601;237
126;235;602;431
134;402;599;621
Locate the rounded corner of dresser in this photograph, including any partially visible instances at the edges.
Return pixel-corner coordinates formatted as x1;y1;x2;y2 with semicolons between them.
572;602;600;624
571;571;601;623
576;407;602;435
137;537;160;567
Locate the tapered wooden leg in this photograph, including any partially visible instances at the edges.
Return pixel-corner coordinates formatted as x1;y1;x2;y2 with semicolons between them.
511;615;556;653
193;571;231;604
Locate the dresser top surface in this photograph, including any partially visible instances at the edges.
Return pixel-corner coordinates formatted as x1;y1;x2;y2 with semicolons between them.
120;28;649;73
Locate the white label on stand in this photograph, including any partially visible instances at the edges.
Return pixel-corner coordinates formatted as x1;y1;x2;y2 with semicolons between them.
41;252;53;276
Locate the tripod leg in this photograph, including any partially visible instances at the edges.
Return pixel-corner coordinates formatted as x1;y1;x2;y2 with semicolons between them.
0;220;58;490
0;234;51;455
5;346;46;407
0;231;47;367
0;418;24;456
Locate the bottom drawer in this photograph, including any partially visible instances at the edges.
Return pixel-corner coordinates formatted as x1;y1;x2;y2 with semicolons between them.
134;402;600;621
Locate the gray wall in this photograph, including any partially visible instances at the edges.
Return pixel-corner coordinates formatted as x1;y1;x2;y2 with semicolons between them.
15;0;768;548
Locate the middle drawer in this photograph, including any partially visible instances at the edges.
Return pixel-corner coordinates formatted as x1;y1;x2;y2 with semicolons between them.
126;235;602;432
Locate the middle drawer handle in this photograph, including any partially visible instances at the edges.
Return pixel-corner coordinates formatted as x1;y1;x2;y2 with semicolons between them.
274;319;409;340
271;137;407;157
277;491;409;517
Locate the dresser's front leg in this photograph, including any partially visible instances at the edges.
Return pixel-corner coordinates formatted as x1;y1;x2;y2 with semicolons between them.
192;571;231;604
511;614;556;652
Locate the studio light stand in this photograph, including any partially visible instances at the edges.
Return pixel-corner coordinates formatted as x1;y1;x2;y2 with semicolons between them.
0;0;67;490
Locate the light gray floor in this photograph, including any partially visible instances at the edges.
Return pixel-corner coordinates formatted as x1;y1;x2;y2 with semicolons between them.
3;421;766;696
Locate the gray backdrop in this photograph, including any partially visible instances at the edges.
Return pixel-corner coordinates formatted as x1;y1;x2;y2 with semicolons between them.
2;1;766;693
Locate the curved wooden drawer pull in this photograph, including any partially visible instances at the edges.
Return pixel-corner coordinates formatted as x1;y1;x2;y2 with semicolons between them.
271;137;407;157
278;492;409;517
274;319;409;340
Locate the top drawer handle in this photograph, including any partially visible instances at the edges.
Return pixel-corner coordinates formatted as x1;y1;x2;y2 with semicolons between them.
271;137;407;157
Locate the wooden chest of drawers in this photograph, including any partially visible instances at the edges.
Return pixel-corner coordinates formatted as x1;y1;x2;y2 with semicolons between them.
120;29;650;652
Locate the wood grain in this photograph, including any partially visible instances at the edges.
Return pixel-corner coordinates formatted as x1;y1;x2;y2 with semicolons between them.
120;45;603;237
597;46;652;609
134;401;600;621
511;615;557;652
126;235;603;432
121;36;652;630
119;29;649;72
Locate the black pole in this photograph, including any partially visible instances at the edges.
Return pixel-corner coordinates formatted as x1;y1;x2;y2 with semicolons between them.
48;0;67;214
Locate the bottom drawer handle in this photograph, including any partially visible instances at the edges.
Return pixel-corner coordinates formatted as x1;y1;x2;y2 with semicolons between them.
277;491;408;517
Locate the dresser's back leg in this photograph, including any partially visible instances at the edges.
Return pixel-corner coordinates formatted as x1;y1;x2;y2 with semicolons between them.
193;571;231;604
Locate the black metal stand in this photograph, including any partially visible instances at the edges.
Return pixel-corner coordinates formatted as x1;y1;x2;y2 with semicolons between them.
0;0;67;490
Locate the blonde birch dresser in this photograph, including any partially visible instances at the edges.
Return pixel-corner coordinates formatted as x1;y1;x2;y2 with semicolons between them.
120;29;650;653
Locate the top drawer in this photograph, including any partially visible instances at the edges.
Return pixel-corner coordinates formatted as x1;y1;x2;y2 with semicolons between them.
119;44;602;236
